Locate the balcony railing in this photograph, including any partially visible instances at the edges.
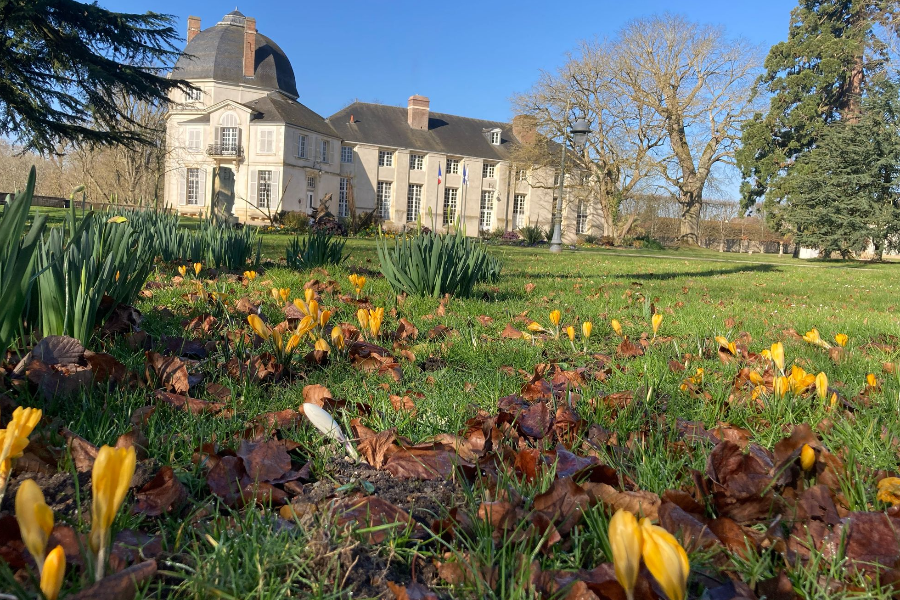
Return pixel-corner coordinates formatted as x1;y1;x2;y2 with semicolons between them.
206;144;243;158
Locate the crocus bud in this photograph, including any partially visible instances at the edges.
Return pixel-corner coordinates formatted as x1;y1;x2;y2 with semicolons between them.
609;509;641;599
800;444;815;471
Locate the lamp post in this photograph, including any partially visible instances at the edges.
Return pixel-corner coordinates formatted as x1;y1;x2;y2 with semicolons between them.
549;116;592;252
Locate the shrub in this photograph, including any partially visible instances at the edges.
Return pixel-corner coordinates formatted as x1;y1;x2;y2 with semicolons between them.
518;223;545;246
376;228;501;298
286;231;348;269
632;235;665;250
310;215;347;236
280;211;310;233
501;230;520;242
0;168;46;359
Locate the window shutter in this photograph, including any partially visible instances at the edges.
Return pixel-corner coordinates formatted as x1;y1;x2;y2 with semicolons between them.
293;133;300;158
198;168;207;206
177;168;187;206
214;127;221;147
327;141;334;164
249;169;257;207
272;170;281;207
236;128;242;154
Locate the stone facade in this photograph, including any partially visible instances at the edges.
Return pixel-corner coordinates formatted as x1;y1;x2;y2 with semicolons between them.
164;10;591;242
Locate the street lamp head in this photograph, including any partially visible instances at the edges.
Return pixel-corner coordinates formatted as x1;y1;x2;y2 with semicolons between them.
570;118;591;149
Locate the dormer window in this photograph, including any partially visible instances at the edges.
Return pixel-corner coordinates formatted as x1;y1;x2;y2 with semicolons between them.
184;87;202;103
490;130;500;145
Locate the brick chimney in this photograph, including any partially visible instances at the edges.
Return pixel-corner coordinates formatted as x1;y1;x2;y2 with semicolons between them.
512;115;538;146
408;95;429;131
243;17;256;78
187;16;201;43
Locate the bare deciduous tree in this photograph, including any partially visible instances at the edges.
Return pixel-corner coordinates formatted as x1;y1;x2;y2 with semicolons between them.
513;39;664;245
611;14;759;244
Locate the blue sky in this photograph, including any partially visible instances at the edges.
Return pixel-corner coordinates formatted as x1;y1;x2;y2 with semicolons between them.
108;0;793;121
107;0;795;197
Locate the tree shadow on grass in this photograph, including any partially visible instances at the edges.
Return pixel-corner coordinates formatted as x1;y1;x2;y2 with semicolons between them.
621;263;779;281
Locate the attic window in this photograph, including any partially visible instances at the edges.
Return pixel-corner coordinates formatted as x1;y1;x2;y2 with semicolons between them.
489;130;501;145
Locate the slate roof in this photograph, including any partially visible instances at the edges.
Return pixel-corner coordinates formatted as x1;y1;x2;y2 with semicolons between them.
327;102;521;160
244;94;337;137
172;11;298;97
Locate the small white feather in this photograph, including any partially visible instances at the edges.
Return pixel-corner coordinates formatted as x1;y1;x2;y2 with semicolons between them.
302;403;359;460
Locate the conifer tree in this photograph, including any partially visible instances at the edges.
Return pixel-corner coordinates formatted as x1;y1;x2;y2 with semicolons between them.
0;0;190;154
737;1;897;211
778;81;900;259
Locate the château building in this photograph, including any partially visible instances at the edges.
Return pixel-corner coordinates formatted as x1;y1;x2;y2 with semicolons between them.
165;10;594;240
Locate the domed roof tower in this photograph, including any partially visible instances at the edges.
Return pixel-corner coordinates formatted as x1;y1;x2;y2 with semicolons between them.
173;9;298;98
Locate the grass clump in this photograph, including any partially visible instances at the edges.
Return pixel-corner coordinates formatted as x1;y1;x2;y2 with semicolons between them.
376;227;501;298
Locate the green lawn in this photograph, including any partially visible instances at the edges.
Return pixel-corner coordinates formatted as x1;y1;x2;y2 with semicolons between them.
5;237;900;599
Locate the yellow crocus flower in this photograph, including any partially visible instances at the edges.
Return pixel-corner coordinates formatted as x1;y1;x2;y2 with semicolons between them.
640;519;689;600
877;477;900;506
834;333;848;347
243;270;257;282
308;300;319;321
319;309;331;328
296;315;315;338
331;326;345;350
611;319;623;337
748;371;764;386
368;307;384;337
193;262;202;276
41;545;65;600
285;334;301;354
652;313;663;335
0;407;42;501
867;373;877;388
527;321;544;332
789;365;815;395
272;329;284;353
609;509;641;600
774;375;789;398
247;314;271;340
293;298;310;316
566;326;575;342
314;338;330;352
356;308;369;332
549;310;561;327
90;445;136;580
582;322;593;338
177;265;187;278
304;288;315;304
279;288;290;303
15;479;53;573
715;336;737;355
800;444;815;471
770;342;785;372
815;372;828;401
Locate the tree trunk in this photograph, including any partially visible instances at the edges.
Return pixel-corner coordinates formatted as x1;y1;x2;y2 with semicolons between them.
678;190;702;245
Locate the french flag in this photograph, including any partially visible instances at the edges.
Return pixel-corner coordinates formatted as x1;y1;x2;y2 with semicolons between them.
437;164;442;185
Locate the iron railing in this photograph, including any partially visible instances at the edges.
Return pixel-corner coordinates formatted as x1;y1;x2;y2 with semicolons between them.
206;144;243;158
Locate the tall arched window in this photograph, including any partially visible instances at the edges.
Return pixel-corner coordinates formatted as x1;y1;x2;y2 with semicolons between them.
218;113;240;155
